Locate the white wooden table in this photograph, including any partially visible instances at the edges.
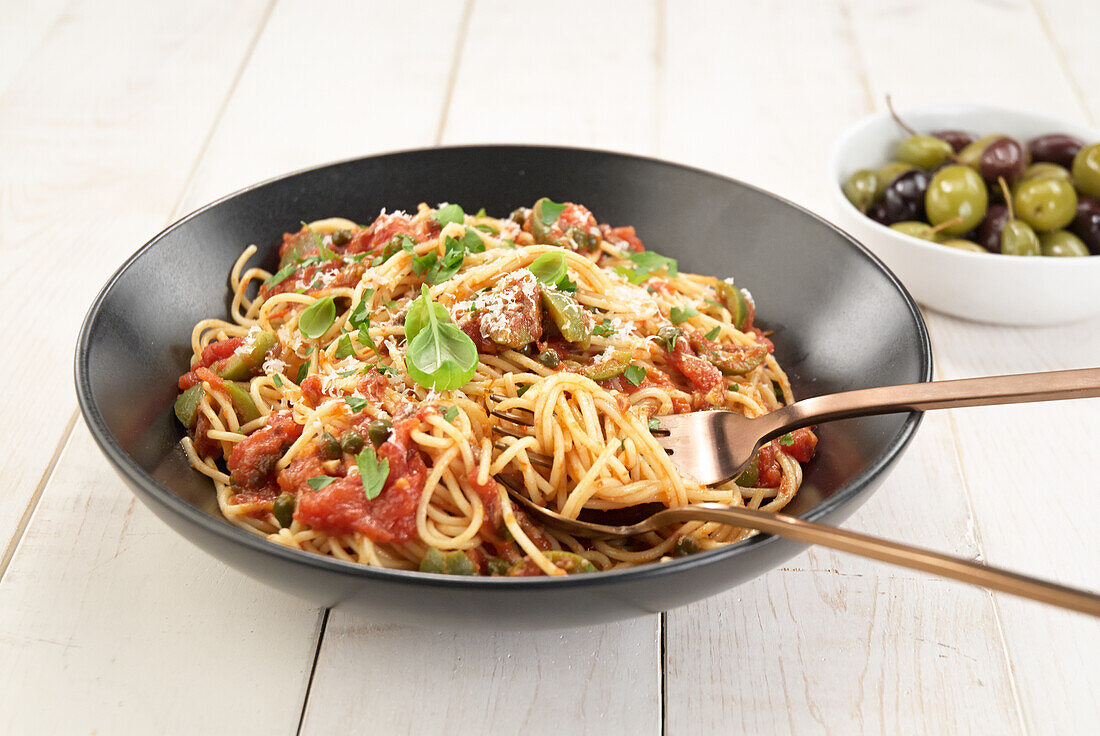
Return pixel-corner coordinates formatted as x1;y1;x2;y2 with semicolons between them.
2;1;1097;733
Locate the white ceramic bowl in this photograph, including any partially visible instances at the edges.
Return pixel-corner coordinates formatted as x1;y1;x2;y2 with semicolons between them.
829;103;1100;326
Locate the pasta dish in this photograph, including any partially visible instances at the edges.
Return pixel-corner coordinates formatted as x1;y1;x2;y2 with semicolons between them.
174;199;816;577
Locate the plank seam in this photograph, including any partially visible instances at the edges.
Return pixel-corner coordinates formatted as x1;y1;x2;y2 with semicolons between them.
659;611;668;736
944;408;1030;736
837;0;876;113
296;608;330;735
1027;0;1095;126
0;410;79;584
434;0;475;145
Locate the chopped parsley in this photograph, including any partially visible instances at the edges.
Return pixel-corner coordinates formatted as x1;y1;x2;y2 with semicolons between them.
704;326;721;341
623;364;647;386
444;406;459;422
670;305;699;325
593;318;615;337
434;203;465;228
778;432;794;447
345;395;369;412
306;476;336;491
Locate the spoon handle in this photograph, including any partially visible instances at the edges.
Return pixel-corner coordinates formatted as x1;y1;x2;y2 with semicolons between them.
662;504;1100;617
759;367;1100;439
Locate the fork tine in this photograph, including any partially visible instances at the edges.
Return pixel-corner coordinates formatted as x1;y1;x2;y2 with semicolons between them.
489;393;534;426
490;424;528;441
492;440;552;468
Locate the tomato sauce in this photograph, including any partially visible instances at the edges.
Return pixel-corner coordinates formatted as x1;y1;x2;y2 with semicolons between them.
227;411;303;498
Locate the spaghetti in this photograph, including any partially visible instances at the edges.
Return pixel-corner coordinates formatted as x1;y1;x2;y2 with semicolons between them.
174;199;817;577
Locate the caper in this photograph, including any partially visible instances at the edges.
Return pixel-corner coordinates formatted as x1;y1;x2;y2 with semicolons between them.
339;429;365;454
1071;142;1100;199
537;348;560;368
896;134;954;170
874;161;914;198
939;239;987;253
1013;178;1077;231
331;229;352;246
272;492;296;528
367;419;392;447
1019;162;1072;184
509;207;527;225
1039;230;1090;257
320;431;342;459
486;557;511;576
889;221;937;241
842;169;879;211
675;536;702;556
1000;220;1040;256
657;325;681;352
925;165;989;235
735;454;760;487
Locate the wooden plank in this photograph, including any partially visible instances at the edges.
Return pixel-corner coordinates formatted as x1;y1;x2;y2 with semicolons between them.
0;0;68;97
1032;0;1100;123
300;2;663;733
0;0;273;556
0;421;326;734
659;1;1027;732
846;1;1100;732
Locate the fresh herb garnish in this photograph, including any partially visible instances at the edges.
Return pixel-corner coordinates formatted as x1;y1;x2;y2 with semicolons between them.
704;326;721;341
299;296;336;339
296;361;310;384
411;250;438;276
306;476;336;491
334;334;356;359
463;228;487;253
474;223;498;235
537;198;567;226
615;249;678;285
355;446;389;500
264;263;298;287
670;305;699;325
528;252;577;291
348;290;375;327
273;374;284;388
778;432;794;447
358;326;376;352
426;236;467;283
434;203;465;228
404;285;478;391
516;383;531;396
647;417;660;431
623;364;646;386
302;221;339;261
475;207;487;217
593;318;615;337
346;395;369;412
501;239;516;249
444;406;459;422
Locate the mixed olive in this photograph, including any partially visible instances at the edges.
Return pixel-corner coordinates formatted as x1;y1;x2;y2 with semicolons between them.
844;118;1100;257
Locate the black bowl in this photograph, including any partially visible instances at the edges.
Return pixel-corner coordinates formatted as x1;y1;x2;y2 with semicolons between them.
75;146;930;630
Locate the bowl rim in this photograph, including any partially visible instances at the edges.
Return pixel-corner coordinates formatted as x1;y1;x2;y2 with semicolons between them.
74;143;932;590
828;101;1100;262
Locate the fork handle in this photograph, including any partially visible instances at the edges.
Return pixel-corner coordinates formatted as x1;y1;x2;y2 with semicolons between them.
664;504;1100;617
757;367;1100;441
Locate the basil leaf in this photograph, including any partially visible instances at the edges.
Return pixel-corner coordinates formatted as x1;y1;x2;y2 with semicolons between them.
528;252;567;285
299;296;336;339
463;228;487;253
358;326;376;352
398;234;417;253
425;235;466;284
475;207;487;217
647;417;660;431
670;305;699;325
704;326;721;341
404;286;478;391
296;361;310;384
629;250;678;278
592;318;614;337
346;395;369;412
778;432;794;447
434;203;465;228
348;289;375;328
614;265;649;285
537;198;566;226
355;446;389;500
264;263;297;287
558;277;578;293
623;364;646;386
335;334;356;359
306;476;336;491
411;250;437;275
444;406;459;422
501;239;516;249
474;223;498;235
273;374;284;388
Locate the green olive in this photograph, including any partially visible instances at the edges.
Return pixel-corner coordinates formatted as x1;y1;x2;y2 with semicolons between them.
939;239;987;253
367;419;392;447
889;221;937;241
419;548;445;573
339;429;365;454
675;536;702;556
925;165;989;235
485;557;511;576
735;454;759;487
896;135;954;170
957;134;1003;170
442;550;477;576
331;229;352;246
544;550;597;574
1019;162;1072;184
1039;230;1090;257
1013;178;1077;231
272;493;296;528
875;161;914;198
843;169;879;211
1000;220;1041;256
1071;142;1100;199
